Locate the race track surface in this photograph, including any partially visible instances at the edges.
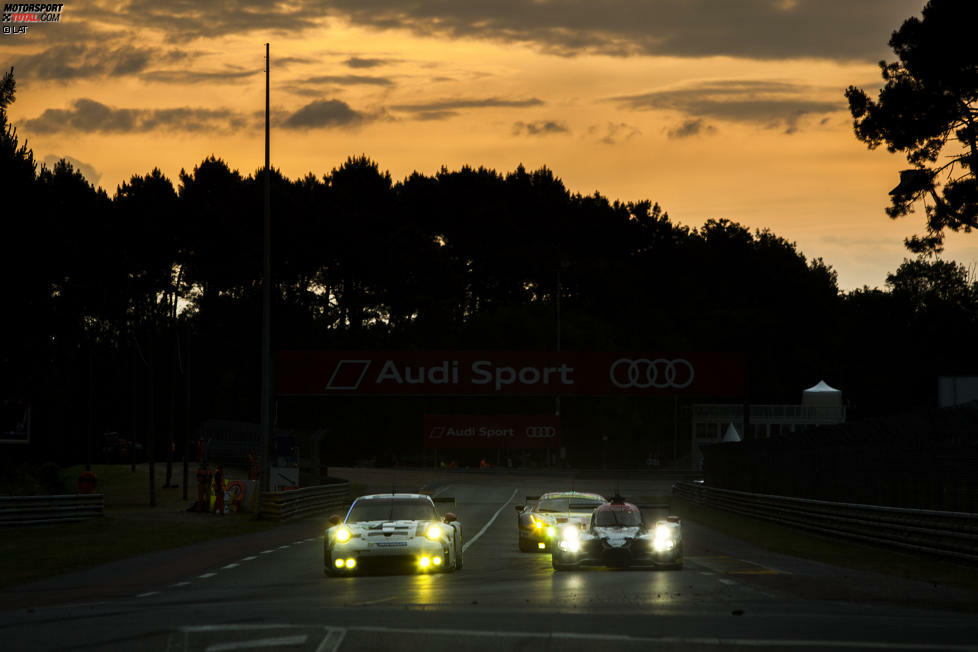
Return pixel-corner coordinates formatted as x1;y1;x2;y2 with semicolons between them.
3;471;978;651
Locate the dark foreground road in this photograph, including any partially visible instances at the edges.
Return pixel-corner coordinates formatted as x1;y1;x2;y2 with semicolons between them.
3;473;978;651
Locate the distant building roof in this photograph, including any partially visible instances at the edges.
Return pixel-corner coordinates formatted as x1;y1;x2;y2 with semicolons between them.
804;380;840;393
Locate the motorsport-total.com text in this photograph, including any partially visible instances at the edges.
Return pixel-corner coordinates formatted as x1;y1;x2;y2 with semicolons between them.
2;3;63;23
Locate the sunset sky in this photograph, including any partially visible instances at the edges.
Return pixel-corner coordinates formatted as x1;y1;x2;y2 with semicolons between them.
3;0;973;290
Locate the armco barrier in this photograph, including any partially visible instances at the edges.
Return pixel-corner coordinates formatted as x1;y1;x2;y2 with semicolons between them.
259;481;350;522
673;481;978;563
0;494;105;526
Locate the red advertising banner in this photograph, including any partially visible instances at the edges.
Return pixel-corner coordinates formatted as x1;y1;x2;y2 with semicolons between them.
424;414;560;449
276;351;743;397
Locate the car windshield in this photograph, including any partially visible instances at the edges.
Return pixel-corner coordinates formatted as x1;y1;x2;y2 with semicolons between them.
346;499;437;523
536;497;604;512
594;509;643;527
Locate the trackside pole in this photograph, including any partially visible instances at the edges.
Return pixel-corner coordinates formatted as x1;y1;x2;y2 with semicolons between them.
260;42;273;494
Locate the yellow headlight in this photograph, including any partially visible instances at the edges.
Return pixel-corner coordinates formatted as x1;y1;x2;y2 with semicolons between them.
425;525;443;540
335;527;351;543
419;556;431;568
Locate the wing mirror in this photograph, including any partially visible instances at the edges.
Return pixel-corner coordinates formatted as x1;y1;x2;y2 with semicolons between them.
514;505;525;512
443;512;457;523
327;514;341;526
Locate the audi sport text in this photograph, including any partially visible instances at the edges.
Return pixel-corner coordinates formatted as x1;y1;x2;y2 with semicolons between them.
373;360;576;391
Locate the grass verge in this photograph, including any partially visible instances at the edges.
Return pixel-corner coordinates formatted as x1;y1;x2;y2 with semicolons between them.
0;515;276;589
672;496;978;591
3;470;371;589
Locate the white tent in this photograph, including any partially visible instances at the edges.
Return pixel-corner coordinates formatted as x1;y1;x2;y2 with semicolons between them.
802;380;842;407
721;422;742;442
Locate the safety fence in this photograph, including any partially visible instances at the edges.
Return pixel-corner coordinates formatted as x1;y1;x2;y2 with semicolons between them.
259;480;350;522
673;481;978;564
0;494;105;526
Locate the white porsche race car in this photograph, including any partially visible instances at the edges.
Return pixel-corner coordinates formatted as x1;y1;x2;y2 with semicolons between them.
515;491;607;552
325;493;463;575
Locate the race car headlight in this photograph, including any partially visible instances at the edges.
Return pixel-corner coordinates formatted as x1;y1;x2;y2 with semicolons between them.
546;527;555;538
335;527;351;543
425;525;443;541
652;524;676;552
535;520;544;529
559;526;581;553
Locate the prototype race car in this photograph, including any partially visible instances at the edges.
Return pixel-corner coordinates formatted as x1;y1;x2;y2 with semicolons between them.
551;495;683;570
514;491;607;552
324;493;463;575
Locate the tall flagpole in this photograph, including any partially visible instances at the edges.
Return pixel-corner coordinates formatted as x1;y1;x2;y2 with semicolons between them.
260;43;272;492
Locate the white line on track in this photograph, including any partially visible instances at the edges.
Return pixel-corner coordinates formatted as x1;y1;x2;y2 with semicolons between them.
278;545;290;549
135;591;158;598
699;571;715;576
344;626;978;650
462;488;519;553
718;578;736;585
315;628;347;652
205;635;308;651
353;596;396;606
169;582;191;587
198;572;217;579
176;625;978;652
221;563;239;570
241;556;257;561
182;625;298;632
259;550;275;554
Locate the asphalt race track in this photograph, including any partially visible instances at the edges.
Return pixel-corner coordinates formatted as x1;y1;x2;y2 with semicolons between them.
3;472;978;651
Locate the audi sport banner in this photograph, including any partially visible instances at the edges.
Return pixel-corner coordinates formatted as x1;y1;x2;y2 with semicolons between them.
424;414;560;449
277;351;743;397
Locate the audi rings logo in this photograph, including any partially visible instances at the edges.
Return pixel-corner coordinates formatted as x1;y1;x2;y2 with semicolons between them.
524;426;557;438
609;358;695;389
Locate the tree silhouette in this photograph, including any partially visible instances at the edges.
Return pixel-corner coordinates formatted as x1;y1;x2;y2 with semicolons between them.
7;55;978;465
845;0;978;253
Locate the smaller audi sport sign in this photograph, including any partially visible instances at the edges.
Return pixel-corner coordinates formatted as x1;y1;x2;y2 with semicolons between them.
277;351;743;397
424;414;559;449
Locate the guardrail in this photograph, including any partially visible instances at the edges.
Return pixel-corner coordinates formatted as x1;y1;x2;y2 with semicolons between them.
259;481;350;522
673;482;978;563
0;494;105;526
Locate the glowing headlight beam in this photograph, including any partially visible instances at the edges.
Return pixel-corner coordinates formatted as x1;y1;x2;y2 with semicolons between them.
335;527;351;543
425;525;443;540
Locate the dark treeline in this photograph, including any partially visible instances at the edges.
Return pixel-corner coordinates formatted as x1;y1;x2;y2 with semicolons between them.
3;69;978;465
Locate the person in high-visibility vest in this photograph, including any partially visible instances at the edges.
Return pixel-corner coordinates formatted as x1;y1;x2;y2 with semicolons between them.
195;462;211;513
212;464;225;515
